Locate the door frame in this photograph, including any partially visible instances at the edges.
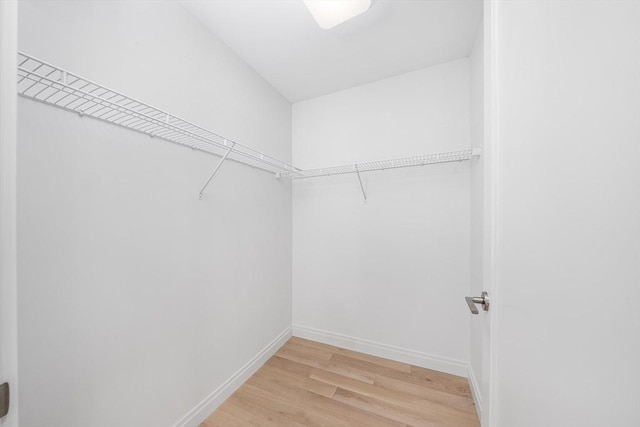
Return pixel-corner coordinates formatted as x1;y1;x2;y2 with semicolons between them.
0;1;19;425
482;0;500;425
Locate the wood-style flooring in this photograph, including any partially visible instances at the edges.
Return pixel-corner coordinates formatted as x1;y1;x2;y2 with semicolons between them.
201;337;480;427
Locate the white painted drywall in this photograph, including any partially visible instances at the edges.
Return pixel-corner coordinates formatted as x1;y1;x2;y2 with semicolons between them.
468;19;484;415
0;1;19;426
493;1;640;426
292;59;472;374
17;2;291;426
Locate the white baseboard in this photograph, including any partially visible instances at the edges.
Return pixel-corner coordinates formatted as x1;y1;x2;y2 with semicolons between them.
172;326;292;427
292;324;468;377
467;364;483;421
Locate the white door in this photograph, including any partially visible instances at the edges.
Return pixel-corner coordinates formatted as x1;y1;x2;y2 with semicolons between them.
467;3;498;425
489;1;640;426
0;1;19;426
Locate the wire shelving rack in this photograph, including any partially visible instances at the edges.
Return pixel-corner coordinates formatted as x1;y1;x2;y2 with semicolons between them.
285;148;481;201
17;52;481;199
286;149;481;179
16;52;302;183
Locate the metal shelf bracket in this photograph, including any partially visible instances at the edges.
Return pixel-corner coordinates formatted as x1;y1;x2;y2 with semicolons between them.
355;164;367;202
198;141;235;200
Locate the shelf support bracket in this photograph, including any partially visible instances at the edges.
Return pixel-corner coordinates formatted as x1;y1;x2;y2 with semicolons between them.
198;141;235;200
355;165;367;202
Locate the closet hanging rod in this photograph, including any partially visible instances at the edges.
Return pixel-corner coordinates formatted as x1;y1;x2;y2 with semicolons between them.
16;52;302;177
286;148;481;179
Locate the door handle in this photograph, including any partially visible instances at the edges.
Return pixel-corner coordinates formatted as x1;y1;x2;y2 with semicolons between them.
465;291;489;314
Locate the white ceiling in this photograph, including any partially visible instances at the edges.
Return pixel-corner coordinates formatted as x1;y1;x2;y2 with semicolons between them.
181;0;482;102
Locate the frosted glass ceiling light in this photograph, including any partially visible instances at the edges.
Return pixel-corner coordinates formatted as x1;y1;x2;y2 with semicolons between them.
303;0;372;29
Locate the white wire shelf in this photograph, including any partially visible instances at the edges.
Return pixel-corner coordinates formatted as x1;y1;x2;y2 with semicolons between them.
16;52;481;200
17;52;302;177
287;148;481;179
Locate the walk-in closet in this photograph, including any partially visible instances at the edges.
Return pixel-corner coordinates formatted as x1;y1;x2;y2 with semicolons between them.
0;1;638;427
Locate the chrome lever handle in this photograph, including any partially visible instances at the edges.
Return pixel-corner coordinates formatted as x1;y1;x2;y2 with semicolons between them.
465;291;489;314
465;297;479;314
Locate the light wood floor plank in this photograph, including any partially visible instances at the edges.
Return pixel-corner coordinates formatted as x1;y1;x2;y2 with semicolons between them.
254;360;407;426
275;349;377;384
309;369;478;426
329;353;472;398
373;373;476;413
216;401;256;424
200;408;250;427
200;338;479;427
290;336;413;373
239;383;350;427
333;387;442;427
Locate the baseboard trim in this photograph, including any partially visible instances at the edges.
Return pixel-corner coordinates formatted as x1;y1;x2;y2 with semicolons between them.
292;324;468;377
172;326;292;427
467;364;483;421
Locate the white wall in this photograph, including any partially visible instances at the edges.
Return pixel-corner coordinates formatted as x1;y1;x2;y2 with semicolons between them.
493;1;640;426
468;20;484;413
17;2;291;426
292;59;472;375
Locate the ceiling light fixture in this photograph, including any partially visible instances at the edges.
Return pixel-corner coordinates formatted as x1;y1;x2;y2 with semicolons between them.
303;0;372;29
